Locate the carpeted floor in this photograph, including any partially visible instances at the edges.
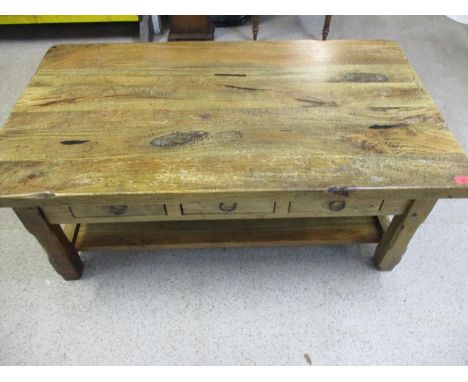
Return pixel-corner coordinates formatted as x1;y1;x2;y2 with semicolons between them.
0;16;467;365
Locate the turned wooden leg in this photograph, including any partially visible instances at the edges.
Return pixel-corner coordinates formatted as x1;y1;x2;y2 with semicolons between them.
322;15;332;40
373;199;437;271
14;207;83;280
252;16;259;40
139;15;154;42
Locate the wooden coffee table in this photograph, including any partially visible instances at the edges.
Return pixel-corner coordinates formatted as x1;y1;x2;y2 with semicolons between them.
1;41;467;280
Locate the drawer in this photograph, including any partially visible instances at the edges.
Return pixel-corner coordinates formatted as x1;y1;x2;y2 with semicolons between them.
289;196;383;216
70;204;167;218
289;195;409;216
181;199;275;215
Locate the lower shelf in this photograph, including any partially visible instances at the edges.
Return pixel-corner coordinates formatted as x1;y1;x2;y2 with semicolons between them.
65;216;382;251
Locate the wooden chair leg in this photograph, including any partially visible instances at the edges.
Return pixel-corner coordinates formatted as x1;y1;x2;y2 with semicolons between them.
14;207;83;280
252;16;259;40
373;199;437;271
139;15;154;42
322;15;332;40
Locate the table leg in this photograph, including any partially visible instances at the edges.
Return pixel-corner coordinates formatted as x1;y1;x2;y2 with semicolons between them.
252;16;259;40
373;199;437;271
322;15;332;40
139;15;154;42
14;207;83;280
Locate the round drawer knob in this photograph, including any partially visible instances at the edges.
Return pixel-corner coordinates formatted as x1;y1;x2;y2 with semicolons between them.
219;202;238;212
329;200;346;211
109;205;128;215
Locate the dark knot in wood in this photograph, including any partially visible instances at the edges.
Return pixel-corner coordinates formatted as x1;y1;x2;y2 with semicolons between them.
369;123;407;129
60;140;89;145
150;131;208;148
341;73;389;83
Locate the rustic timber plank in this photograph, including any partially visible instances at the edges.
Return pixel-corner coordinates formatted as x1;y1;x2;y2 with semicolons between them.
13;207;83;280
0;40;467;208
69;216;381;251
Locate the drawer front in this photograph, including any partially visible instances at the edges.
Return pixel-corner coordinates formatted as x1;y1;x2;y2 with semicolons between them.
289;196;383;216
70;204;167;218
289;195;409;216
42;196;411;224
181;199;275;215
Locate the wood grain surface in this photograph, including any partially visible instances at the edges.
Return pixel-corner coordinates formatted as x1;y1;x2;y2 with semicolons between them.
1;40;468;207
67;216;382;251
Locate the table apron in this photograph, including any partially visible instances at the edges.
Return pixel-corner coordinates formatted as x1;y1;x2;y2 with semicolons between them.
41;196;411;224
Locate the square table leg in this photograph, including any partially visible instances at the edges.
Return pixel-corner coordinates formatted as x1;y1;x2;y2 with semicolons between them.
373;199;437;271
13;207;83;280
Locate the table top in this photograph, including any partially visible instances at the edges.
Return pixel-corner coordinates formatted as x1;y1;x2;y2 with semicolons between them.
0;40;467;206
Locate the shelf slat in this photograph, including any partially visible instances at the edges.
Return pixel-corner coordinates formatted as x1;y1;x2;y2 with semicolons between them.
66;217;381;251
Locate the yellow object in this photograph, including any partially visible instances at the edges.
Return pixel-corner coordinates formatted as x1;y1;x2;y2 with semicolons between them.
0;15;138;24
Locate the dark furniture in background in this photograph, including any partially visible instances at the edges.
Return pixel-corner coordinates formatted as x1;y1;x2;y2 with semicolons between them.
139;16;154;42
251;15;332;41
168;16;214;41
209;16;251;27
166;16;333;42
